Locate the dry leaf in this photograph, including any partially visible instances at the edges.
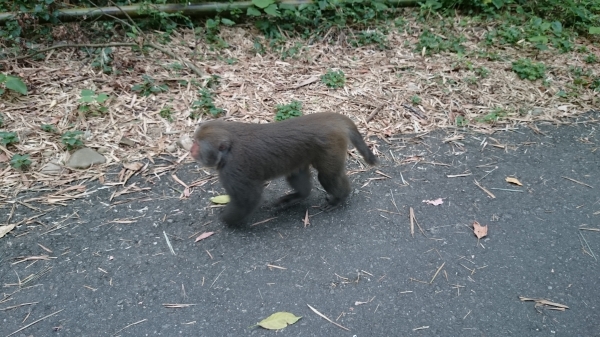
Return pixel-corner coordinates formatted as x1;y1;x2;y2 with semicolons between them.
472;221;488;239
124;162;143;171
194;232;214;242
0;224;16;238
210;195;230;204
258;312;302;330
505;177;523;186
422;198;444;206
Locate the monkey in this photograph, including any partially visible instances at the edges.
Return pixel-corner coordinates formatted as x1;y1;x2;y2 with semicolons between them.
190;112;378;227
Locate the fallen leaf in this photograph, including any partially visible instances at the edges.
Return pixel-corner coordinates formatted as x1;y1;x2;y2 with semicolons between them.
422;198;444;206
124;162;143;171
472;221;488;239
210;195;230;204
505;177;523;186
194;232;214;242
0;224;16;238
258;312;302;330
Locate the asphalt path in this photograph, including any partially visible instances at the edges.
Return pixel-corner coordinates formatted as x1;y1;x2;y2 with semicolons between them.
1;114;599;337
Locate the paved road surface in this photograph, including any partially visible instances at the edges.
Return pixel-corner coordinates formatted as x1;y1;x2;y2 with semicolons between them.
1;114;599;336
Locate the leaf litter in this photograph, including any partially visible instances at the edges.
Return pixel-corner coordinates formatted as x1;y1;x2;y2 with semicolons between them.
0;7;598;211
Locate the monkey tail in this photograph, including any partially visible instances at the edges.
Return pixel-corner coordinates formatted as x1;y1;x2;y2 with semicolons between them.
348;126;378;165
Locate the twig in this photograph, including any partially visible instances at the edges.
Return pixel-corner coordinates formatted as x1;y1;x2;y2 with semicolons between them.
366;103;385;123
307;304;350;331
112;319;147;336
562;176;593;189
473;179;496;198
429;262;445;284
163;231;176;255
6;309;64;337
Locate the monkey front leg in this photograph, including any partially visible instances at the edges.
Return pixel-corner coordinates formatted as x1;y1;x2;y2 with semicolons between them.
220;180;263;227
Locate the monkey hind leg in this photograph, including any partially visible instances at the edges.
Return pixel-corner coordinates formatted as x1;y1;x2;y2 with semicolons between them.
220;182;263;227
275;167;312;209
317;169;351;210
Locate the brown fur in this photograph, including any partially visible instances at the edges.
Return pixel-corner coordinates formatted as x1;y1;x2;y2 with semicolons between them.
190;112;377;226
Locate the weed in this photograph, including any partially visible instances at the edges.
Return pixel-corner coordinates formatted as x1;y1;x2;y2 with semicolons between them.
415;31;465;55
192;88;224;118
275;100;303;121
476;107;507;124
79;89;109;116
455;115;468;127
411;95;422;104
10;154;31;170
41;124;57;133
584;54;598;64
0;131;19;146
512;58;546;81
159;107;174;122
61;131;84;150
90;48;114;74
465;76;478;85
348;30;389;50
321;70;346;89
0;73;27;95
475;67;490;78
132;75;169;97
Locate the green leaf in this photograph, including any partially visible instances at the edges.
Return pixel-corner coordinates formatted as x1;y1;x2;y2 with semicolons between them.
550;21;562;34
590;27;600;35
210;195;230;204
96;93;109;103
528;36;548;43
5;76;27;95
252;0;274;9
221;18;235;26
247;6;262;16
263;4;280;16
258;312;302;330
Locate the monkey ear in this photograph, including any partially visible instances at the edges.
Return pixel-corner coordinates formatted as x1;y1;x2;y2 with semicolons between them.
218;140;231;152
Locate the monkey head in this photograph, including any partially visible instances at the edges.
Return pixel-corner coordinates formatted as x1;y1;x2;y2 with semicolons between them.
190;123;231;169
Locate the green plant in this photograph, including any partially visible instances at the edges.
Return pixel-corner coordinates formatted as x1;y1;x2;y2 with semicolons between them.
512;58;546;81
411;95;422;104
10;154;31;170
476;107;507;124
204;17;235;48
0;131;19;146
275;100;302;121
348;30;389;50
159;106;174;122
584;53;598;64
79;89;109;116
41;124;57;133
415;31;465;55
455;115;468;127
132;75;169;97
475;67;490;78
61;131;84;150
0;73;27;95
90;48;114;74
321;70;346;89
191;88;224;118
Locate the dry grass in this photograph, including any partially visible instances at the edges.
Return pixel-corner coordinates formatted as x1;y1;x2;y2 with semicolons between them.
1;11;598;201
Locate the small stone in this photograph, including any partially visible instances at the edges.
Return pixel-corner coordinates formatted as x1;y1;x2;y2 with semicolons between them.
119;137;136;147
41;160;63;175
176;134;193;151
166;144;177;153
66;148;106;169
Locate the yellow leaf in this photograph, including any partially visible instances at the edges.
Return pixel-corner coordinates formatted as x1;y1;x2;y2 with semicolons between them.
505;177;523;186
258;312;302;330
210;195;230;204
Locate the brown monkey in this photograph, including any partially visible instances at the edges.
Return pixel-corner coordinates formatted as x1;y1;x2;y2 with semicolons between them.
190;112;377;226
